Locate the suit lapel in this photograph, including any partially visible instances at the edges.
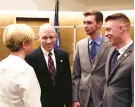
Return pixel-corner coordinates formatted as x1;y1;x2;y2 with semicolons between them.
108;43;134;81
35;47;52;80
38;47;49;70
92;36;108;71
105;47;116;80
38;47;61;73
81;37;92;72
37;47;63;86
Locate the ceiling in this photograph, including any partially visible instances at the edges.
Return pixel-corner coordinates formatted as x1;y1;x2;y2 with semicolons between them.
0;0;133;11
33;0;134;11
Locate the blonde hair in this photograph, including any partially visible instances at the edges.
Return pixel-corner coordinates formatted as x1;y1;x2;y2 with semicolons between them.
3;24;34;52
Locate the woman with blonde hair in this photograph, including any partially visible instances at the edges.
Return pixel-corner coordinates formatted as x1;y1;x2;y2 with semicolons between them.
0;24;41;107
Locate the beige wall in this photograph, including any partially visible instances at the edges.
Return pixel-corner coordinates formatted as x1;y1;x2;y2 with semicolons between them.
0;15;15;60
16;17;49;49
0;11;134;66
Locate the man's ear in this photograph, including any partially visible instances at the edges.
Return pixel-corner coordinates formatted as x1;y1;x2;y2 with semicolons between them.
97;21;103;28
119;25;124;33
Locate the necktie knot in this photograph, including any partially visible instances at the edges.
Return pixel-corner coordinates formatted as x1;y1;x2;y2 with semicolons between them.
48;52;52;57
115;50;120;56
91;41;96;46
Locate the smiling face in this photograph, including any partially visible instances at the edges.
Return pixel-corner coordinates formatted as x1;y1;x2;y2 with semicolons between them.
105;13;131;47
39;26;57;52
105;20;122;46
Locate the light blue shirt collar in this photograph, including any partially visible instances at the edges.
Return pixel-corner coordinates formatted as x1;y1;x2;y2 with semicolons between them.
89;35;103;46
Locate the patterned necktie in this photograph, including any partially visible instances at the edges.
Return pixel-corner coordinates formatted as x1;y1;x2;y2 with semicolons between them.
111;50;120;70
48;52;56;82
90;41;97;60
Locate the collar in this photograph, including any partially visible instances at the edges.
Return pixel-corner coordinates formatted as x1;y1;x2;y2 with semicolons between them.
9;55;26;63
41;46;54;56
117;41;133;55
89;34;103;45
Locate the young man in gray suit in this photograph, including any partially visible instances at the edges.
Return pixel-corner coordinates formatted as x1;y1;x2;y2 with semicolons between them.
72;10;112;107
100;13;134;107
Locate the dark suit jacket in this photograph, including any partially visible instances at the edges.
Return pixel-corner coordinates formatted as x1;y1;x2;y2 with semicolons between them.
102;43;134;107
25;47;72;107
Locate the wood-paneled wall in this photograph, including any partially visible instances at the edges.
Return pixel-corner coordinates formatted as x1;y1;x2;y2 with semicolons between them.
0;15;15;60
0;12;134;67
16;17;49;49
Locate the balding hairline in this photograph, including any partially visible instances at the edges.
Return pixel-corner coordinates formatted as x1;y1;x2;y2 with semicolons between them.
39;23;55;34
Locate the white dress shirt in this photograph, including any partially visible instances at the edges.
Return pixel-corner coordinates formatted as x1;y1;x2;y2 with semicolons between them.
0;55;41;107
41;46;56;69
117;41;133;60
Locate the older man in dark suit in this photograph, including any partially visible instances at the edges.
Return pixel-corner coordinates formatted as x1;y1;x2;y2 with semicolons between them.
25;24;72;107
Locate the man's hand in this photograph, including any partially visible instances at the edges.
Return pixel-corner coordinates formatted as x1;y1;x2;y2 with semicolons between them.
73;101;80;107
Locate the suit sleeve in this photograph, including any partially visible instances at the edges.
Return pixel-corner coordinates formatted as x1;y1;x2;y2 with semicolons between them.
72;43;81;102
131;65;134;107
64;53;72;107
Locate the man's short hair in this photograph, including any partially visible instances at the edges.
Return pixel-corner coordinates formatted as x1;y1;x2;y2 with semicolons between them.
3;24;34;52
83;10;103;23
38;23;55;34
105;13;131;28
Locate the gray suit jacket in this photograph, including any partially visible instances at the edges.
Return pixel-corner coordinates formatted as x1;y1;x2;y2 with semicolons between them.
72;36;111;107
102;43;134;107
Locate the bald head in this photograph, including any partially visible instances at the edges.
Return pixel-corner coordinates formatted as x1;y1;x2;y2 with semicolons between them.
38;23;58;52
39;24;55;35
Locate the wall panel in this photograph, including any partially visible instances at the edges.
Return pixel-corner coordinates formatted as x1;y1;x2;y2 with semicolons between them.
0;15;15;60
0;11;134;65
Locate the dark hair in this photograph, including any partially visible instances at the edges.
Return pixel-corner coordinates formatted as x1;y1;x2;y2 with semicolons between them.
83;10;103;22
105;13;131;28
